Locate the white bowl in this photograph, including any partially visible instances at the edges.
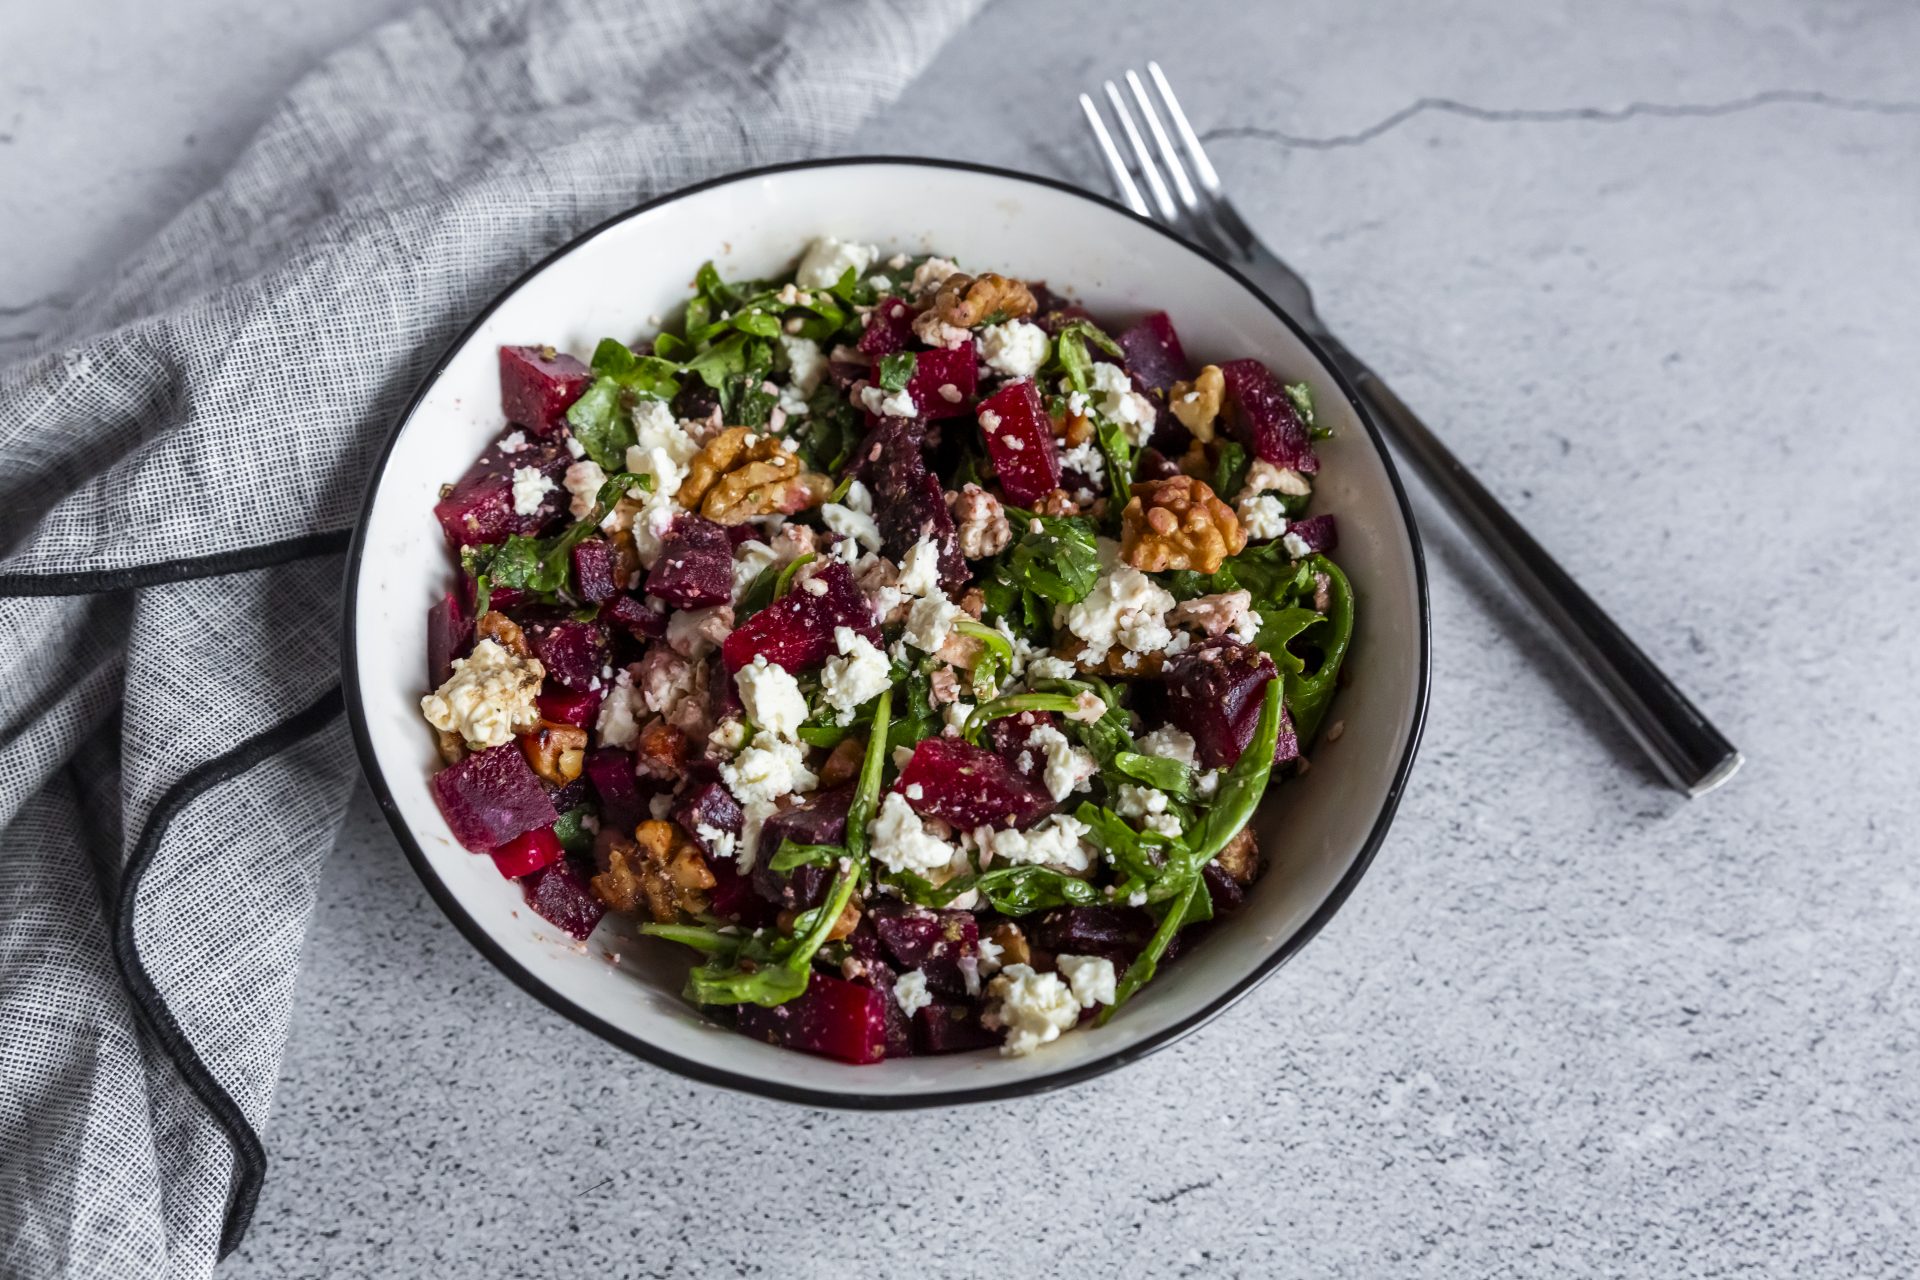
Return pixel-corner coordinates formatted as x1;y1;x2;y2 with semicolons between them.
343;158;1429;1108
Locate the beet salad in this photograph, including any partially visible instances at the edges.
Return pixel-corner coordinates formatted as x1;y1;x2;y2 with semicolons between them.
420;237;1355;1063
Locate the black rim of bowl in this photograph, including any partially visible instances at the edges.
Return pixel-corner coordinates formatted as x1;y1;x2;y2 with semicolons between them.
341;155;1432;1110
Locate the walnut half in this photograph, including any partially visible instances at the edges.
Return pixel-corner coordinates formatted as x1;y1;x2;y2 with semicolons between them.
1120;474;1246;575
675;426;832;525
520;721;588;785
1168;364;1225;441
591;820;715;922
930;272;1037;329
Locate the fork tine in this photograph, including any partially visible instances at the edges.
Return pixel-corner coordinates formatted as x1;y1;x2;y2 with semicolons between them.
1123;68;1234;258
1103;80;1178;224
1078;93;1149;217
1146;61;1262;254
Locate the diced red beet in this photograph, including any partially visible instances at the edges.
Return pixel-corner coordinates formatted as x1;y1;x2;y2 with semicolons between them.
976;379;1061;506
862;418;968;591
605;593;665;639
721;560;878;673
671;379;720;423
431;744;558;853
645;514;734;609
1275;704;1301;765
914;1001;1001;1054
491;826;564;878
526;618;607;691
583;747;646;832
432;431;571;547
1134;446;1182;483
750;786;853;908
523;859;605;940
1117;311;1190;392
1202;860;1245;912
904;346;977;420
706;858;772;926
985;709;1062;791
895;737;1053;830
427;589;473;689
536;686;601;729
546;777;591;814
1164;639;1282;769
1285;513;1338;555
499;345;591;438
1218;359;1319;475
735;973;889;1064
1034;905;1172;969
868;902;979;997
671;781;744;858
724;523;762;549
570;538;619;604
857;296;915;357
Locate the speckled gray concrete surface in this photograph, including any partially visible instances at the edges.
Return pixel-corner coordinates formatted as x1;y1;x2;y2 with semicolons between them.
7;0;1920;1275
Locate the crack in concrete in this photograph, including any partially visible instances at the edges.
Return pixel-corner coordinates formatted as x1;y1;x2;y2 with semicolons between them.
1146;1175;1219;1206
1201;89;1920;151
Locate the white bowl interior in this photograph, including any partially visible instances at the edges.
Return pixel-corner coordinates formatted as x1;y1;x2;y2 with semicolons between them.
351;162;1425;1102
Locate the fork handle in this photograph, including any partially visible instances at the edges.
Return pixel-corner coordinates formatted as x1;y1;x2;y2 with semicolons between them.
1316;336;1742;796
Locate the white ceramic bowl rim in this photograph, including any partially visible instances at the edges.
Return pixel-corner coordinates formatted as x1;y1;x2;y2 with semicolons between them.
341;156;1431;1109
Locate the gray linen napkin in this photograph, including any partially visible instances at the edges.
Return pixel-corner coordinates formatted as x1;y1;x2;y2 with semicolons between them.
0;1;980;1273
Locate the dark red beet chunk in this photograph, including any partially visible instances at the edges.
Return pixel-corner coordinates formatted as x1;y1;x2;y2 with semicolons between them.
432;431;570;547
857;296;915;356
499;345;591;438
706;858;771;926
868;902;978;997
1202;861;1245;912
1274;704;1301;765
1285;513;1338;555
721;560;878;673
605;593;666;639
895;737;1053;830
1034;905;1176;968
735;973;889;1064
645;513;734;609
864;418;968;591
915;1001;1001;1054
1218;359;1319;475
523;859;605;940
536;686;601;729
985;709;1063;791
491;826;564;878
751;786;853;908
976;379;1061;506
672;782;744;858
583;747;646;832
1164;639;1281;769
1117;311;1190;392
427;589;473;689
905;346;977;420
570;538;619;604
431;744;558;853
526;618;607;691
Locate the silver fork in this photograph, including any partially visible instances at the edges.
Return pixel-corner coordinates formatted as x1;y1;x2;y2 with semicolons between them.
1081;65;1741;797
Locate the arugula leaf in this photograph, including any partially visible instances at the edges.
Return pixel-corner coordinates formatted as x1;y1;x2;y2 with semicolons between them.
844;688;892;866
551;806;597;854
961;692;1085;745
735;564;779;621
1211;440;1250;502
1051;319;1124;394
894;863;1100;915
638;922;751;959
686;331;753;391
769;840;841;873
877;351;918;393
794;382;862;474
1164;543;1314;607
1285;380;1333;440
883;668;940;758
1094;415;1135;508
481;471;640;600
994;512;1100;607
953;617;1013;698
1112;750;1194;799
1283;555;1355;744
563;378;631;471
590;338;682;402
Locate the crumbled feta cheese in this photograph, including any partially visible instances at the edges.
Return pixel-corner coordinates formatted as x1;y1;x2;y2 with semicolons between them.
564;434;587;459
563;460;608;519
978;408;1002;433
1135;726;1199;768
910;256;961;296
593;668;642;749
943;701;975;735
778;333;826;395
1026;725;1096;801
820;627;892;724
858;382;918;418
626;488;684;569
868;791;959;875
635;647;698;715
937;383;964;404
626;399;700;496
1088;362;1156;448
695;822;738;861
649;792;675;820
731;539;780;604
976;813;1093;873
886;252;910;271
1236;493;1289;542
498;430;527;453
821;502;882;556
708;718;747;757
1116;784;1180;837
1058;439;1106;486
735;655;808;740
977;319;1049;378
1060;566;1176;665
905;783;925;800
976;935;1005;976
984;964;1081;1055
1066;390;1090;418
1282;530;1314;559
721;734;817;806
1238;459;1312;501
893;969;933;1017
1025;653;1078;683
867;274;892;291
510;466;555;516
420;639;543;749
896;536;944;598
795;236;876;289
903;593;962;652
1055;954;1117;1008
